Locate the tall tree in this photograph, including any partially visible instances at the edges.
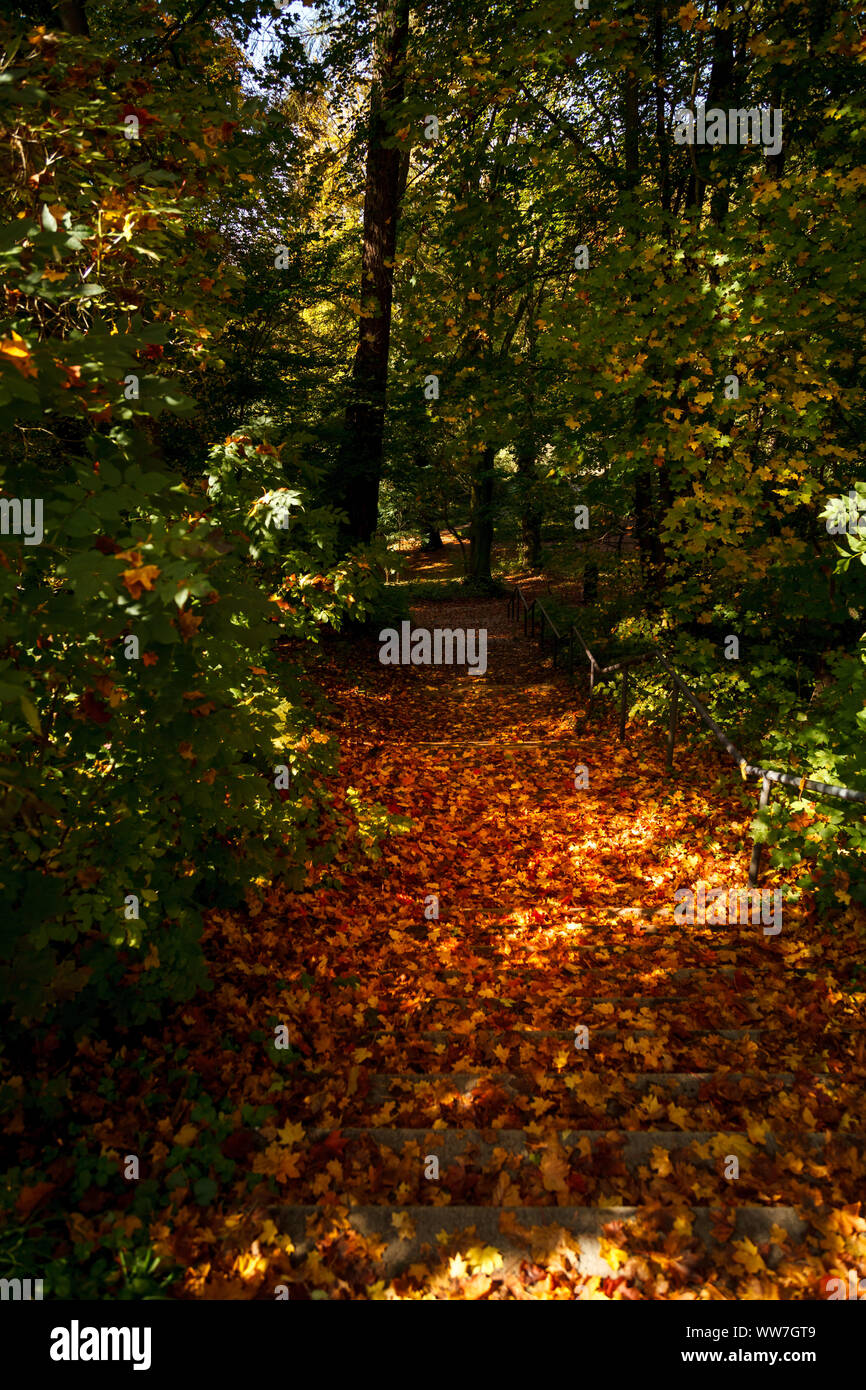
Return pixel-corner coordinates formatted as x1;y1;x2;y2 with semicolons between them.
336;0;411;544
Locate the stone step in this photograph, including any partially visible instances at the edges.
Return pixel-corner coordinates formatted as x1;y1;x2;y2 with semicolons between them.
304;1029;773;1076
373;948;805;974
276;1124;865;1206
405;1006;773;1033
293;1069;852;1127
305;1125;859;1163
359;1070;847;1104
376;963;817;982
272;1203;810;1280
412;992;764;1015
420;1026;765;1042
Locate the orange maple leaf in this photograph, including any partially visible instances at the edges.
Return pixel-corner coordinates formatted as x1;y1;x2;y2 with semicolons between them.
0;331;37;378
122;564;160;599
540;1147;570;1194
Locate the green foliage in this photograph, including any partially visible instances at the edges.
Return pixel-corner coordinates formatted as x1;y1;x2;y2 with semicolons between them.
0;21;378;1033
351;581;413;633
0;1211;179;1300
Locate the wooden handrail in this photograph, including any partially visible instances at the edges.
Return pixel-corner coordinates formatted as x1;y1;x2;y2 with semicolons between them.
508;585;865;887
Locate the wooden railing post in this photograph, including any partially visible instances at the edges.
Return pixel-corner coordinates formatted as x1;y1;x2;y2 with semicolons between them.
508;587;864;873
665;679;678;775
619;666;629;742
748;775;772;889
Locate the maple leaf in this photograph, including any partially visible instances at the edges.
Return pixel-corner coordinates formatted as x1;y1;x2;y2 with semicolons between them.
76;690;111;725
598;1237;628;1273
178;609;203;641
639;1092;665;1120
391;1211;416;1241
732;1239;766;1274
0;331;37;377
541;1148;570;1194
277;1120;304;1146
122;564;160;599
650;1146;673;1177
465;1244;503;1275
746;1118;771;1146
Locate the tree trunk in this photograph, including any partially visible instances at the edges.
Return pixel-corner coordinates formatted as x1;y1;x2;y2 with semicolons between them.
336;0;410;545
468;446;495;583
521;503;542;570
421;522;444;551
57;1;90;35
623;68;639;188
654;0;671;215
707;0;735;226
583;559;599;604
516;441;542;569
515;281;542;569
634;468;665;592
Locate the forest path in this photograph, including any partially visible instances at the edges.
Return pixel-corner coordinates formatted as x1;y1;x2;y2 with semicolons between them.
242;591;866;1299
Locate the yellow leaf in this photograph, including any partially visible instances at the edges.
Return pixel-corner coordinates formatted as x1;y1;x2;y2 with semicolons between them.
391;1211;416;1241
466;1244;503;1275
0;331;37;377
667;1102;691;1129
650;1145;673;1176
277;1120;304;1145
733;1238;766;1274
174;1123;198;1147
598;1237;627;1272
746;1118;771;1146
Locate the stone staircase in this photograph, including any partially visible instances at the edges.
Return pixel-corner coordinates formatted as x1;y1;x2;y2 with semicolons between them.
270;596;866;1295
270;923;865;1291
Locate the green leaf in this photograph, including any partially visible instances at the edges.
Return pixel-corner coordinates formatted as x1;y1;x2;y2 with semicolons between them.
193;1177;218;1205
19;696;41;735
